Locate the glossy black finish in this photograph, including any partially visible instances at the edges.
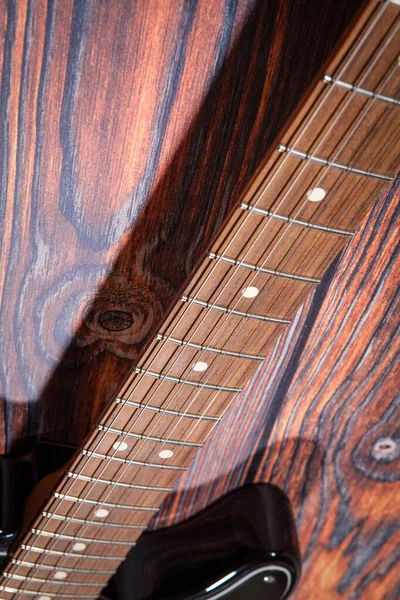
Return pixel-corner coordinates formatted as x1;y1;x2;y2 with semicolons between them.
100;484;301;600
0;450;36;566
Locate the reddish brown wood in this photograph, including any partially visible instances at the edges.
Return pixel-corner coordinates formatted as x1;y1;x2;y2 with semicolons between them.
0;0;367;452
1;4;399;597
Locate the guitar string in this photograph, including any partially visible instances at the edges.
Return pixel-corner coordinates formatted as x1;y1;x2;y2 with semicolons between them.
10;2;395;594
9;2;397;596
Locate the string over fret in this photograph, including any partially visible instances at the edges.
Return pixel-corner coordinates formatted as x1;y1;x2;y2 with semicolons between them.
156;333;265;361
11;558;114;575
67;472;174;491
240;203;354;236
42;511;147;529
81;449;187;470
181;296;291;324
31;528;133;546
53;492;159;511
323;74;400;106
19;544;126;560
134;366;242;393
97;424;203;447
278;144;393;180
209;252;320;283
2;572;100;587
0;586;97;598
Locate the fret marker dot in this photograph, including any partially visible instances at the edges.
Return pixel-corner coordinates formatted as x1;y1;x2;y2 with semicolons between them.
242;286;259;298
159;449;174;459
53;570;67;580
37;597;51;600
113;441;128;452
94;508;109;519
192;361;208;372
307;187;326;202
72;542;87;552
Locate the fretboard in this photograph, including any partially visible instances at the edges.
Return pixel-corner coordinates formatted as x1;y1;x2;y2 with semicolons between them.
2;0;400;597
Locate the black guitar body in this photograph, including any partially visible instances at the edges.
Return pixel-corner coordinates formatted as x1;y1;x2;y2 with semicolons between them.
100;484;301;600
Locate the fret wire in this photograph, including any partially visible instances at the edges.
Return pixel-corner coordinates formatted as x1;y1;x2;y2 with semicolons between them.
134;366;242;392
278;144;393;180
53;492;159;511
67;471;174;491
115;397;221;421
156;333;265;360
42;512;147;530
208;252;321;283
16;3;394;588
19;545;126;560
81;449;188;470
3;573;101;587
0;587;97;598
323;75;400;106
10;559;114;575
31;529;133;546
240;202;354;236
97;424;203;447
181;295;292;324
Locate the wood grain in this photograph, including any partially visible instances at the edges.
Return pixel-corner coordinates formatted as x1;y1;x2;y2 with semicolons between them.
0;0;366;452
152;175;400;600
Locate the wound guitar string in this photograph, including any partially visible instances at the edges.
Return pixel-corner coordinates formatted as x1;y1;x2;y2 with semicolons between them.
8;2;399;597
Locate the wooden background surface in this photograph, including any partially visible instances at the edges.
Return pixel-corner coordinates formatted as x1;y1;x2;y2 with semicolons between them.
0;0;364;453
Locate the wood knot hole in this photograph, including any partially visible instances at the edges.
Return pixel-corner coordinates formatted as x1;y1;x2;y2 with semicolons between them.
98;310;133;331
371;437;397;461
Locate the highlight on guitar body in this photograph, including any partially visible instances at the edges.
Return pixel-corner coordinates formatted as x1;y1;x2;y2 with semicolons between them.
0;0;399;598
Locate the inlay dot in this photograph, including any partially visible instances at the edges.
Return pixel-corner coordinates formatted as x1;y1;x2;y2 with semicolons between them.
113;441;128;452
53;571;67;580
94;508;110;519
242;286;259;298
371;437;397;461
159;449;174;459
307;187;326;202
72;542;87;552
192;361;208;372
37;597;51;600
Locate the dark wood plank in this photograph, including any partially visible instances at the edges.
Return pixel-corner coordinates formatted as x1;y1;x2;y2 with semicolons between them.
0;0;365;452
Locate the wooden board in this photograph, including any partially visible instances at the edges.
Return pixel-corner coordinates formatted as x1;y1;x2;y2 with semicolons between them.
0;0;366;453
151;174;400;600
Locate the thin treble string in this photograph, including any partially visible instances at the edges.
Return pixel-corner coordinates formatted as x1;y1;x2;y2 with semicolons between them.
12;1;393;595
80;0;399;477
310;59;400;224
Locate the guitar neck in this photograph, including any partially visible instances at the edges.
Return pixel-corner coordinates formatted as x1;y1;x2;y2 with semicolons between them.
2;0;400;597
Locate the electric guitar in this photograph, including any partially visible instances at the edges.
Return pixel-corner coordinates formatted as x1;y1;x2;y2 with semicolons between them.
0;0;399;598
